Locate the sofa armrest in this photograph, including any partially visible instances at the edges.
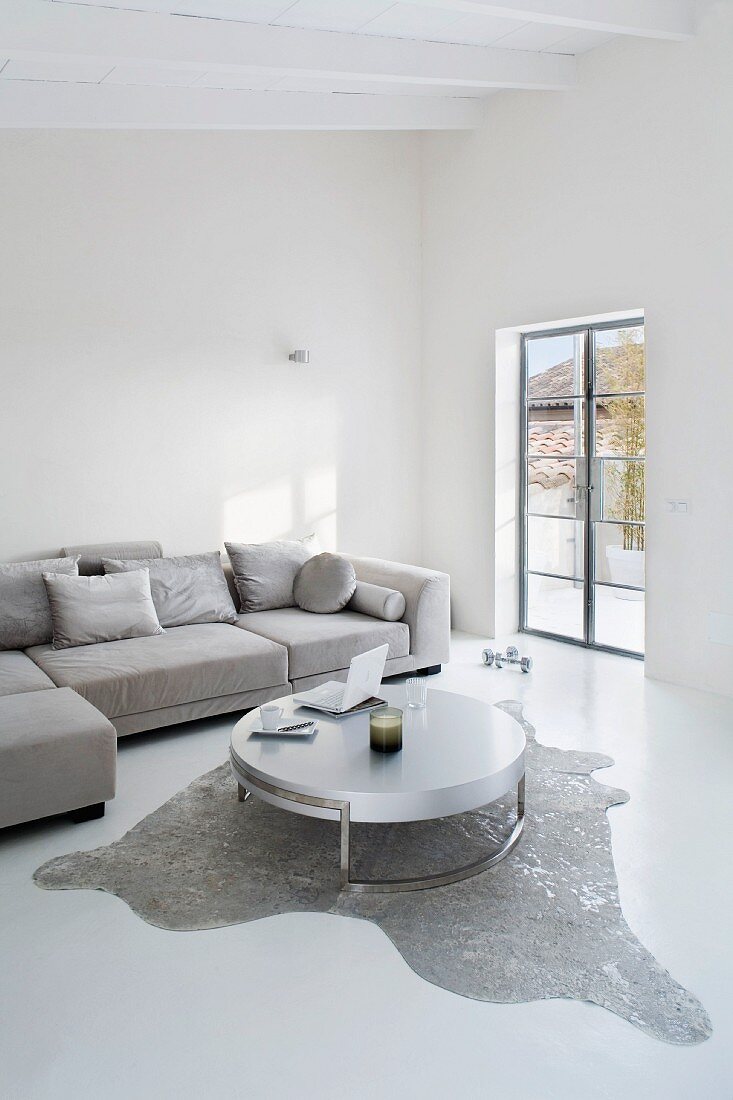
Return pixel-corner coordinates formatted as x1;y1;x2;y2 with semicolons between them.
345;556;450;667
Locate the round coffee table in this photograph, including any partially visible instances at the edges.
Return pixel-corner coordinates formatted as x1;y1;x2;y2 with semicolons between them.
229;686;525;894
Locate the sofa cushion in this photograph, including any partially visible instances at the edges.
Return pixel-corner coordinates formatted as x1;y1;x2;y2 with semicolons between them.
0;651;56;699
294;553;356;614
0;556;80;651
235;608;409;680
43;569;164;650
26;624;288;720
103;552;237;628
225;534;319;613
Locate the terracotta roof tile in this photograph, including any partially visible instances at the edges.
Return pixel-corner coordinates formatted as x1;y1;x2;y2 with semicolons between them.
528;422;635;487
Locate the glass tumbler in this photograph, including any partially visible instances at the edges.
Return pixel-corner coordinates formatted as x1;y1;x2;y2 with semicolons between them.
406;677;427;708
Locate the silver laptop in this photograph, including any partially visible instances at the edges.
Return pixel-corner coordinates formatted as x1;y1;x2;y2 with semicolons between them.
293;644;389;715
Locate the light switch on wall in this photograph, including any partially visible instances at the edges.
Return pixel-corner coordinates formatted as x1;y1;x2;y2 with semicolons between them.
708;612;733;647
665;499;690;514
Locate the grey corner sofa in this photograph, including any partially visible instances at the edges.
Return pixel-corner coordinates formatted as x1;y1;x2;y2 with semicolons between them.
0;540;450;829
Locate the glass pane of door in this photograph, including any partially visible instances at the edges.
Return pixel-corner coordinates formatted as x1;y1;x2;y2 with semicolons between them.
595;522;645;586
528;399;585;456
527;516;584;578
526;331;585;398
527;458;579;517
596;396;646;457
595;325;645;393
599;459;645;525
594;585;645;653
527;574;584;639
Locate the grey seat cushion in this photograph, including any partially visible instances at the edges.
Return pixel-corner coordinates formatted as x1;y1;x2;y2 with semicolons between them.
0;687;116;829
26;624;288;720
0;651;56;699
235;608;409;680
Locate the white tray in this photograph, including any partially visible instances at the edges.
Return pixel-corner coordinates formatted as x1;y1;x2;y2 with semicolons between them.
249;720;318;737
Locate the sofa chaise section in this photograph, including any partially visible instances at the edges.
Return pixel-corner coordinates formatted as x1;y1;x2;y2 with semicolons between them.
27;623;290;737
0;650;56;699
0;687;116;828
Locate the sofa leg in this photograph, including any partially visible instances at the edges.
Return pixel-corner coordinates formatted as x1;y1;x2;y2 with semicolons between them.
68;802;105;824
237;784;250;803
416;665;442;677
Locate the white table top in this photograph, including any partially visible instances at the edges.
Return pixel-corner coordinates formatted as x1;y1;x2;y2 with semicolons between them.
230;686;525;824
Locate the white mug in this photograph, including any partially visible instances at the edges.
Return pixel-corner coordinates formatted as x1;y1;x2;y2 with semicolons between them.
260;703;283;732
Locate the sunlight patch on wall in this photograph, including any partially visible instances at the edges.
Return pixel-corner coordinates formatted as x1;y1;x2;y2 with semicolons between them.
304;465;337;550
222;478;293;544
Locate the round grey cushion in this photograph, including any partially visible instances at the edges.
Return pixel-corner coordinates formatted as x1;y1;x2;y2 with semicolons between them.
293;553;357;614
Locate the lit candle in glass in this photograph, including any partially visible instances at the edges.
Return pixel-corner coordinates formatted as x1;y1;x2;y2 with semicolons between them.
369;707;403;753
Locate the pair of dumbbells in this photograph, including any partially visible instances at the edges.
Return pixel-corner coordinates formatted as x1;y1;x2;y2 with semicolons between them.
482;645;533;673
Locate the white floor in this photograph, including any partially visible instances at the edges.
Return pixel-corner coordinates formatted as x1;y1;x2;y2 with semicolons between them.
2;632;732;1100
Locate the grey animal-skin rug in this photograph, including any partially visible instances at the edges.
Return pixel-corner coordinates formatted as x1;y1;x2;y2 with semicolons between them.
34;701;711;1045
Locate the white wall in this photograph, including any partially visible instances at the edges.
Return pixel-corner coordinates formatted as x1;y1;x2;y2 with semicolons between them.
421;1;733;696
0;130;422;565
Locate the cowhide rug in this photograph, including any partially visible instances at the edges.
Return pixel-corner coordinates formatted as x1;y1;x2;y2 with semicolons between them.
34;701;711;1045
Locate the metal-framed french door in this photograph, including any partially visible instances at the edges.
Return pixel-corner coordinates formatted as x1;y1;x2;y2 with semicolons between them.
520;318;645;658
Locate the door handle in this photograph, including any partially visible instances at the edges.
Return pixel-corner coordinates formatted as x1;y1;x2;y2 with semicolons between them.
588;457;603;522
573;485;587;520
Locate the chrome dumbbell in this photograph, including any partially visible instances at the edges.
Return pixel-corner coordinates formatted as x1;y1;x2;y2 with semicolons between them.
481;645;533;673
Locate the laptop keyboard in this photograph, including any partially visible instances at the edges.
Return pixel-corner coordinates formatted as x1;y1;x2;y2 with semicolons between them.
317;688;345;710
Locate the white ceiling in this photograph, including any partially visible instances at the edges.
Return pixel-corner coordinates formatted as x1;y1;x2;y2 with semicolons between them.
0;1;697;129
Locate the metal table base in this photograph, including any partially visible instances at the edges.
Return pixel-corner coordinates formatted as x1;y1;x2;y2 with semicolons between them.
233;762;525;894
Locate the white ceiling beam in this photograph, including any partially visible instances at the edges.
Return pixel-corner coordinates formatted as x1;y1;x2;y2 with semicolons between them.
406;0;695;40
0;0;575;90
0;80;486;130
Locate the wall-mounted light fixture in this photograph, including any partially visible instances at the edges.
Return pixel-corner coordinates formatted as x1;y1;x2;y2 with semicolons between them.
289;350;310;364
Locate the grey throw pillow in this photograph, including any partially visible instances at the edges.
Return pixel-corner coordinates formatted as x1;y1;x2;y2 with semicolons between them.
348;581;406;622
0;556;80;650
42;569;164;650
293;553;357;614
103;552;237;628
225;534;319;613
